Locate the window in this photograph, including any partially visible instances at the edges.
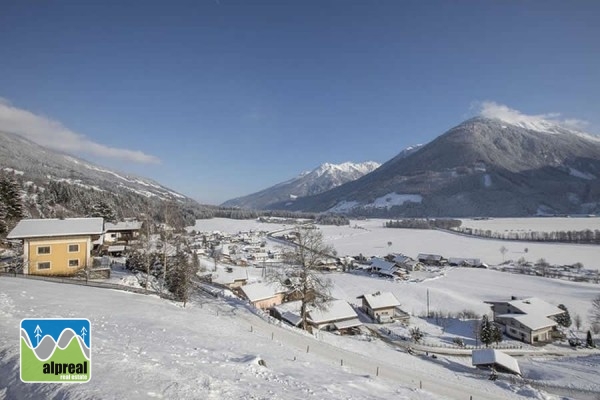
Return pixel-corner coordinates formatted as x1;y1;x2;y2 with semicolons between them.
37;246;51;255
68;244;79;252
68;259;79;268
37;262;51;270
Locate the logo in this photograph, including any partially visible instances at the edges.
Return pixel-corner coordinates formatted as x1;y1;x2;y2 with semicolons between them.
20;318;91;383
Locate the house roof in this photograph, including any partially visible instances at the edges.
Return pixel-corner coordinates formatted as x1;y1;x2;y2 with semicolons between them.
498;313;558;331
417;253;443;261
392;254;412;264
212;268;248;286
448;257;481;266
508;297;563;317
358;291;400;310
7;218;104;239
370;258;399;276
240;282;286;302
105;221;142;232
472;349;521;375
308;299;358;324
334;318;362;330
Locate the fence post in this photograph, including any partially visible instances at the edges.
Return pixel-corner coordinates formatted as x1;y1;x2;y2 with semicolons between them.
376;366;379;376
271;332;274;340
420;380;422;389
306;345;309;353
340;359;343;366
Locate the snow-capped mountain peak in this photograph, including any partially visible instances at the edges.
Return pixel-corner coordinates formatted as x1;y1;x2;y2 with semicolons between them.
222;161;380;209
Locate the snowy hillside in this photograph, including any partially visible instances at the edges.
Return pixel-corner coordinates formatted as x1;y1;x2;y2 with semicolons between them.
0;278;536;400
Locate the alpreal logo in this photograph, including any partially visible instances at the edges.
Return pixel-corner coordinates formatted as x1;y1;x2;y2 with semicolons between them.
20;318;91;383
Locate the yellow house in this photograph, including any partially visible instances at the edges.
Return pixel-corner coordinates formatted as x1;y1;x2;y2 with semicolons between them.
7;218;104;276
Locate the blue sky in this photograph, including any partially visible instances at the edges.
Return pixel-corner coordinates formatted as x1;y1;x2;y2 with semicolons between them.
1;1;599;204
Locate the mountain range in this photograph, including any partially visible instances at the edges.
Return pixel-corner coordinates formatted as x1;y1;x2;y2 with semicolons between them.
242;117;600;217
222;161;380;210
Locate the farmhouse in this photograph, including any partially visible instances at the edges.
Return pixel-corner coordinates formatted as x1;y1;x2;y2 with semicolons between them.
240;282;287;310
485;297;565;344
7;218;104;276
448;257;482;267
370;258;404;279
307;299;361;332
472;349;521;375
417;253;446;266
357;291;402;323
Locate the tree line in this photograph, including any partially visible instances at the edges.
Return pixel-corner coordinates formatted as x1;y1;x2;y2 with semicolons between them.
454;226;600;244
385;219;462;230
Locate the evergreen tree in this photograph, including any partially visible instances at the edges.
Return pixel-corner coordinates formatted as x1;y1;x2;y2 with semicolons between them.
492;324;503;345
0;175;24;221
555;304;572;328
480;315;494;347
586;330;595;348
166;248;197;306
0;201;7;235
90;200;116;222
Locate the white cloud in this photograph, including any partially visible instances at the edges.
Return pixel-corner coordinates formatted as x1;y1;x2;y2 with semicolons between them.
475;101;589;132
0;98;161;164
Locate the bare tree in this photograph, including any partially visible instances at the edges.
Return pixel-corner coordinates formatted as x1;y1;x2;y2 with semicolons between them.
574;313;582;331
499;246;508;263
270;225;334;331
590;295;600;325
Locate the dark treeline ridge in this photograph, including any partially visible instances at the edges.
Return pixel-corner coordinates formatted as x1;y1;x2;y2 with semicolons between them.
385;219;462;230
454;226;600;244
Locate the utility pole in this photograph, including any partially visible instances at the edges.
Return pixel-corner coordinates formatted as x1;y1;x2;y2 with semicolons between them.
427;289;430;318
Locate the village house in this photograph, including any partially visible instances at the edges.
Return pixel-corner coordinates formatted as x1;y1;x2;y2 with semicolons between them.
370;257;405;279
357;291;403;323
211;267;249;289
103;220;142;244
7;217;104;276
240;282;287;310
308;299;362;332
485;296;565;344
417;253;447;266
448;257;484;268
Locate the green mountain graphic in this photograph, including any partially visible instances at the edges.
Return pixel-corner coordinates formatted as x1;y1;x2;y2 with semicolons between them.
21;333;90;382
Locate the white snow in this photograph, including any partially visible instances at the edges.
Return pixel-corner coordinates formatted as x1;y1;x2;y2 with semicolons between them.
320;219;600;269
483;174;492;187
568;167;596;180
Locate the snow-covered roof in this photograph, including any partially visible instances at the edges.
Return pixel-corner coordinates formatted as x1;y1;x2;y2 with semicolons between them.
448;257;481;266
472;349;521;375
240;282;286;302
308;299;358;324
359;292;400;310
370;258;398;276
107;245;126;252
417;253;443;261
105;221;142;232
498;313;558;331
212;268;248;285
392;254;412;264
7;218;104;239
508;297;563;317
333;318;362;330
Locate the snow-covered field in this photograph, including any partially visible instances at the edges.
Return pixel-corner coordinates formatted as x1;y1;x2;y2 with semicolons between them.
320;219;600;269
